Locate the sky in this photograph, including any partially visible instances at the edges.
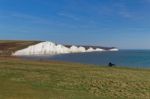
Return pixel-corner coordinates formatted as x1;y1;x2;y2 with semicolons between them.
0;0;150;49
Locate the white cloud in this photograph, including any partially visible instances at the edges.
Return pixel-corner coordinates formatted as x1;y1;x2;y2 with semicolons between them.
58;12;79;21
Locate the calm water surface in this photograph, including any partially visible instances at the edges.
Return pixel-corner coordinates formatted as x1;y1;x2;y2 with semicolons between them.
22;50;150;68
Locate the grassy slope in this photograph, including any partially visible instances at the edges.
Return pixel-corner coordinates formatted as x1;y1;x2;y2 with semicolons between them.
0;40;41;56
0;57;149;99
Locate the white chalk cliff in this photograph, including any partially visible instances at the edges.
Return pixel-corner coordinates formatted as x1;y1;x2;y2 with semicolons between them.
109;48;119;51
12;41;118;56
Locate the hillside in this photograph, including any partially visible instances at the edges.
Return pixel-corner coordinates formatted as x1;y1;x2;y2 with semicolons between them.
0;41;149;99
0;40;118;56
0;57;149;99
0;40;41;56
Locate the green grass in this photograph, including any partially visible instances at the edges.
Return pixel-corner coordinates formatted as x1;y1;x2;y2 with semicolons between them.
0;57;149;99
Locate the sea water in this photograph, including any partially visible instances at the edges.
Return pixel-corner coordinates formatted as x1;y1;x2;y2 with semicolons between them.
22;50;150;68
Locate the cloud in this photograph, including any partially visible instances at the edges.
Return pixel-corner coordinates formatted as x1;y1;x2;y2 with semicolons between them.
10;13;50;24
0;9;52;25
58;12;79;21
145;0;150;2
118;10;132;18
11;13;38;20
113;2;133;19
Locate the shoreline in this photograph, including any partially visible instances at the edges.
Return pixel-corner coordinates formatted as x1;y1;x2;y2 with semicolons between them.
1;56;150;70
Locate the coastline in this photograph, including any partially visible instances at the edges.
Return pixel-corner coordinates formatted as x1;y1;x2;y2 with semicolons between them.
12;41;119;56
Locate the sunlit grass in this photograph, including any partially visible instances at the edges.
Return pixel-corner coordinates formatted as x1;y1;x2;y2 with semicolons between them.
0;57;149;99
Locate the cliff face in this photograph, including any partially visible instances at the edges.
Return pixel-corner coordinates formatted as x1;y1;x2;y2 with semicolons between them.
12;41;119;56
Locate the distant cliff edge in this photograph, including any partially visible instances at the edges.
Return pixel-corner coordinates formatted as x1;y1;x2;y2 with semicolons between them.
12;41;119;56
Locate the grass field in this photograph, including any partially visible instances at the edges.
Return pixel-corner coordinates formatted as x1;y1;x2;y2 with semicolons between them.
0;57;149;99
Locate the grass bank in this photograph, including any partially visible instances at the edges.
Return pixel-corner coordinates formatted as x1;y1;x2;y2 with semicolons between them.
0;57;149;99
0;40;40;56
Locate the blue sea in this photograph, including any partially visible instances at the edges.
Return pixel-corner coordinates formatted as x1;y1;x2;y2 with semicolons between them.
22;50;150;68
